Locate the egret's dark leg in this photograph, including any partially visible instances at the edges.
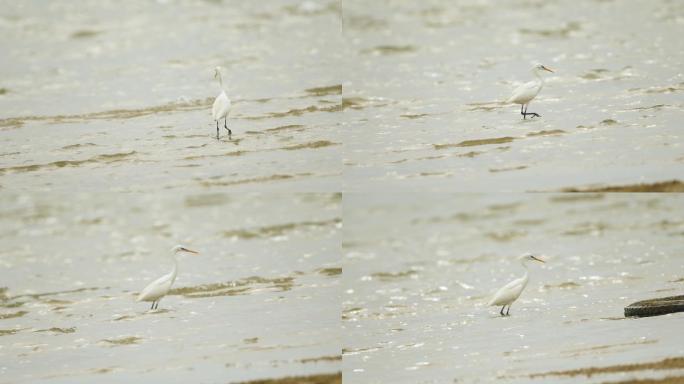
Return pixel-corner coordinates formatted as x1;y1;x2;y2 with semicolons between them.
216;121;220;139
522;105;541;119
224;117;231;136
506;305;511;316
150;301;155;310
500;305;505;316
521;104;525;119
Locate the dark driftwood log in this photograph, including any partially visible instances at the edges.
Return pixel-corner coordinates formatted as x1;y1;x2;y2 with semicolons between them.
624;295;684;317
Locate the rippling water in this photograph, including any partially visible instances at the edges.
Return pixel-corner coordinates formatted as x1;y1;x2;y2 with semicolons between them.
0;193;341;383
343;0;684;192
2;1;683;383
0;0;342;192
343;193;684;383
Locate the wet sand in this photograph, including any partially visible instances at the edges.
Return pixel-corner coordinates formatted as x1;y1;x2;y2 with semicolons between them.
527;356;684;378
236;372;341;384
561;180;684;193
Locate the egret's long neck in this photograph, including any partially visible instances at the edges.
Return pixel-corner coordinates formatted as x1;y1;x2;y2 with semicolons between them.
169;254;178;284
533;69;545;85
217;72;224;91
520;260;530;284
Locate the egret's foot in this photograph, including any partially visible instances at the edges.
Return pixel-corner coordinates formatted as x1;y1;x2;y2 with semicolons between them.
521;104;540;119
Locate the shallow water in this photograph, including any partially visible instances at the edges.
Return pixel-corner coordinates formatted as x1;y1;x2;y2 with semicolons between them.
343;0;684;192
2;0;684;383
0;0;342;192
0;193;341;383
342;193;684;383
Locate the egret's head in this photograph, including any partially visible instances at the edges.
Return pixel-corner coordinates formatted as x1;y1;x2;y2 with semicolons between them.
533;63;554;73
171;245;199;255
519;253;545;263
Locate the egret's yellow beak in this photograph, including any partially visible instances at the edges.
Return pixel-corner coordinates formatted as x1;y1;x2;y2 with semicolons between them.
531;255;545;263
542;66;554;73
181;247;199;254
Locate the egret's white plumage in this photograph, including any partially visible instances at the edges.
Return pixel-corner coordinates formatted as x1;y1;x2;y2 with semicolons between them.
507;64;554;119
489;254;545;316
137;245;199;310
212;66;232;139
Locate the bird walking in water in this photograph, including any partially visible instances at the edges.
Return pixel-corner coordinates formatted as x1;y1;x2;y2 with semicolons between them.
137;245;199;310
212;66;232;139
489;254;545;316
506;64;554;119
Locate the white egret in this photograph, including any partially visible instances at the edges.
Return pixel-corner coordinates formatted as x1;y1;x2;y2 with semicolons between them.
506;64;554;119
489;254;545;316
137;245;199;310
212;66;232;139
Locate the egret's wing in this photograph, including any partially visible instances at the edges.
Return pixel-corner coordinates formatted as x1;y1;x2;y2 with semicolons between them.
137;273;173;301
488;277;526;306
507;80;540;104
212;92;231;120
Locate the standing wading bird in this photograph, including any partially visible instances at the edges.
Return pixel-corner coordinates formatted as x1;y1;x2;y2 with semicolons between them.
212;66;232;139
137;245;199;310
489;254;545;316
507;64;554;119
